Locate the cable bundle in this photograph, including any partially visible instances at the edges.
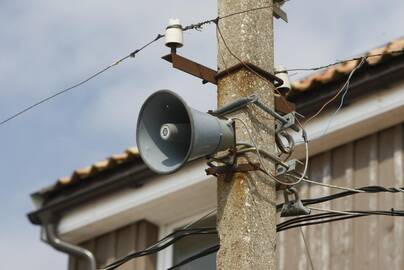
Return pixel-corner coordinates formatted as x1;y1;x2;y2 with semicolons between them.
103;227;216;270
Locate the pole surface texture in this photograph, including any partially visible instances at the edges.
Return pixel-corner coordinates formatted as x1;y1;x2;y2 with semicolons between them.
217;1;276;269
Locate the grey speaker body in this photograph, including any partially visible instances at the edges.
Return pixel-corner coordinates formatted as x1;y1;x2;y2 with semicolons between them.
136;90;235;174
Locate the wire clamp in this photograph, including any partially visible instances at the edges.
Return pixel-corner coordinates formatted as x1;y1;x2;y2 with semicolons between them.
275;159;301;176
275;111;300;133
280;187;311;217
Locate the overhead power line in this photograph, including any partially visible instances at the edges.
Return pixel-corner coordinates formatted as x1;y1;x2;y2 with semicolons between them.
0;2;294;128
276;184;404;212
102;201;404;270
278;49;404;73
2;4;402;128
0;34;164;127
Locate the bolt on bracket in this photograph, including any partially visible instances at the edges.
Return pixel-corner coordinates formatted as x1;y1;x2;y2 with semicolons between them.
280;187;311;217
275;111;300;133
275;159;302;176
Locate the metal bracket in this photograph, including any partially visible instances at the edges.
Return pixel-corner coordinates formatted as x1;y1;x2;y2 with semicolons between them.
206;162;260;176
275;159;301;176
216;61;283;87
273;4;288;23
280;187;311;217
162;52;295;114
275;111;300;132
162;52;217;84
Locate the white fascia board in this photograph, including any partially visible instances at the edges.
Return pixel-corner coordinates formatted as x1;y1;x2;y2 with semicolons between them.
293;83;404;159
58;160;217;243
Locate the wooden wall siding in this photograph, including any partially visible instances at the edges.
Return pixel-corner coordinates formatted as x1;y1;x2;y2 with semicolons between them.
278;124;404;270
68;220;158;270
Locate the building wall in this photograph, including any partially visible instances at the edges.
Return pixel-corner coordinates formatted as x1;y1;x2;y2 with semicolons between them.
67;124;404;270
69;220;158;270
278;124;404;270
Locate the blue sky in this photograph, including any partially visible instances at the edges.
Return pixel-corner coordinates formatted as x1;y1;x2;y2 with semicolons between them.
0;0;403;268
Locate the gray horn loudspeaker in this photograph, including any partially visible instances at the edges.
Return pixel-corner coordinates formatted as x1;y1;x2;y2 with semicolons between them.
136;90;235;174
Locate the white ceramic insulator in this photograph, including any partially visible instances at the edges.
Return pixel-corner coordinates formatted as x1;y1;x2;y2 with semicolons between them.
165;18;183;48
275;65;291;93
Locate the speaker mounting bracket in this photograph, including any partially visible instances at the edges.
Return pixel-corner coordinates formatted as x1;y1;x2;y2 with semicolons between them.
162;51;295;114
205;162;261;178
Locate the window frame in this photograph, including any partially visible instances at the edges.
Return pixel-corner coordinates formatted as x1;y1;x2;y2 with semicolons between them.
157;209;216;270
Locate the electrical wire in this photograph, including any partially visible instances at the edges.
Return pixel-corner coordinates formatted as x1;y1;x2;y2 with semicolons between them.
301;177;364;193
277;49;404;73
216;21;310;186
319;57;367;136
0;34;164;127
216;23;300;125
167;244;220;270
103;205;404;270
308;206;361;216
299;227;316;270
102;227;217;270
104;207;218;270
231;117;298;186
304;56;367;127
172;209;404;269
183;208;217;229
232;117;309;186
277;208;404;232
276;184;404;212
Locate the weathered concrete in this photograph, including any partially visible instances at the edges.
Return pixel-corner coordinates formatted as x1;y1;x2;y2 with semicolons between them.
216;1;277;270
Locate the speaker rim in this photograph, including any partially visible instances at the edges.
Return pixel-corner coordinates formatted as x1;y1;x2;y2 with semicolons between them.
136;89;195;174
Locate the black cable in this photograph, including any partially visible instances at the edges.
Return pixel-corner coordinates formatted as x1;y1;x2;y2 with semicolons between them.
277;209;404;232
278;214;365;232
0;33;164;127
103;208;404;270
168;209;404;269
276;185;404;212
167;244;220;270
103;227;216;270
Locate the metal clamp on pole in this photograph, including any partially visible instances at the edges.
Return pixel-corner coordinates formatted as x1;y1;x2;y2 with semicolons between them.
275;159;302;176
280;187;311;217
209;95;258;116
210;93;299;131
274;111;300;132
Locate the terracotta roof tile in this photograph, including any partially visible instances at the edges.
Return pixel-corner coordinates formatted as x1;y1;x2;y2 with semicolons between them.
52;147;141;190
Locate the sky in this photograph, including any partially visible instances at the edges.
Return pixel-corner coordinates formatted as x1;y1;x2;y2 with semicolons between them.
0;0;403;269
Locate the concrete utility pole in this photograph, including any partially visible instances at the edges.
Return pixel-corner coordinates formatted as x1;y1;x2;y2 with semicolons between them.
216;0;277;270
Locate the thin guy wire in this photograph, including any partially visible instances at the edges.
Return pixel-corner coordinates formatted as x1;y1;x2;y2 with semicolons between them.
301;177;365;193
308;206;364;216
0;34;164;127
319;57;367;136
183;208;217;229
299;227;316;270
304;56;367;127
